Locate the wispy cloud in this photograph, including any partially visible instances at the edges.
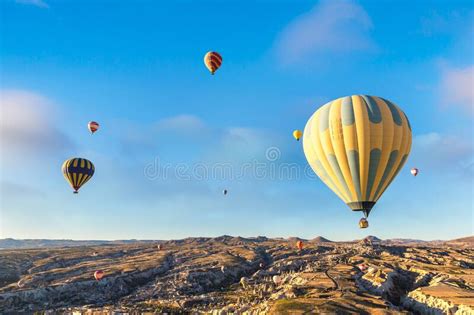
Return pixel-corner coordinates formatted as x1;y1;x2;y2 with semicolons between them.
275;0;376;65
15;0;49;8
0;90;74;161
419;10;473;37
118;114;281;163
0;180;45;198
410;132;473;178
154;114;208;134
440;65;474;115
117;114;213;157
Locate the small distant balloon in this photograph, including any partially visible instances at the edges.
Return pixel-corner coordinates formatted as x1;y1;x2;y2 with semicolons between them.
221;266;226;273
272;275;282;285
157;244;162;251
357;264;368;272
204;51;222;75
293;130;303;141
223;189;228;195
296;240;303;251
88;121;99;134
94;270;104;281
411;168;419;177
62;158;95;194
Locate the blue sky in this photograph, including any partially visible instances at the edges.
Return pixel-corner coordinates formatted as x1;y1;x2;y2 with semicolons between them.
0;0;472;241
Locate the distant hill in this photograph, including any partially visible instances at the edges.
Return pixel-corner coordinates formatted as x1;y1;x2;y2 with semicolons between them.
384;238;426;243
287;237;307;243
2;235;472;250
310;236;332;243
445;236;474;248
448;236;474;243
381;238;427;246
363;236;382;242
0;238;157;250
358;236;474;248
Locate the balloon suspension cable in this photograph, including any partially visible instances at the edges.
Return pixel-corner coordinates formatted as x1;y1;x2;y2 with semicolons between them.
363;209;370;218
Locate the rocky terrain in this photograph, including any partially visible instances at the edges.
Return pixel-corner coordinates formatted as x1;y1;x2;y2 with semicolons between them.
0;236;472;314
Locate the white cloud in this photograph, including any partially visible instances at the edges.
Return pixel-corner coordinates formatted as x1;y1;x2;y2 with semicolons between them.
15;0;49;8
0;180;45;198
0;90;73;159
440;65;474;115
275;0;375;64
154;114;208;134
410;132;473;176
118;114;212;156
419;10;473;37
119;114;278;163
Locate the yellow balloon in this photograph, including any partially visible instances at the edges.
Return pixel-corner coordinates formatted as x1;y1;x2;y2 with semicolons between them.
293;130;303;141
303;95;412;218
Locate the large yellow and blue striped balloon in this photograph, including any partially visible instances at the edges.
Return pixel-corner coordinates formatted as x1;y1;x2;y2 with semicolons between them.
303;95;412;218
62;158;95;193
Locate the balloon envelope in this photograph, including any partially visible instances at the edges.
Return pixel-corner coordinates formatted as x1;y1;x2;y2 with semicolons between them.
94;270;104;280
88;121;99;134
303;95;412;218
293;130;303;141
62;158;95;193
204;51;222;74
296;240;303;250
273;275;282;285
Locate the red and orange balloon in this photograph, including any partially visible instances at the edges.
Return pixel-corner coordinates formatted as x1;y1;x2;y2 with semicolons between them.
88;121;99;134
94;270;104;281
204;51;222;75
296;240;303;251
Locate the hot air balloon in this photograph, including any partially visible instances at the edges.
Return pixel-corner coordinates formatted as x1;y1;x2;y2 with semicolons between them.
62;158;95;193
296;240;304;251
357;263;368;272
221;266;226;273
272;275;282;285
303;95;412;227
359;218;369;229
293;130;303;141
204;51;222;75
223;189;228;195
411;168;419;176
88;121;99;134
157;244;162;251
94;270;104;281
